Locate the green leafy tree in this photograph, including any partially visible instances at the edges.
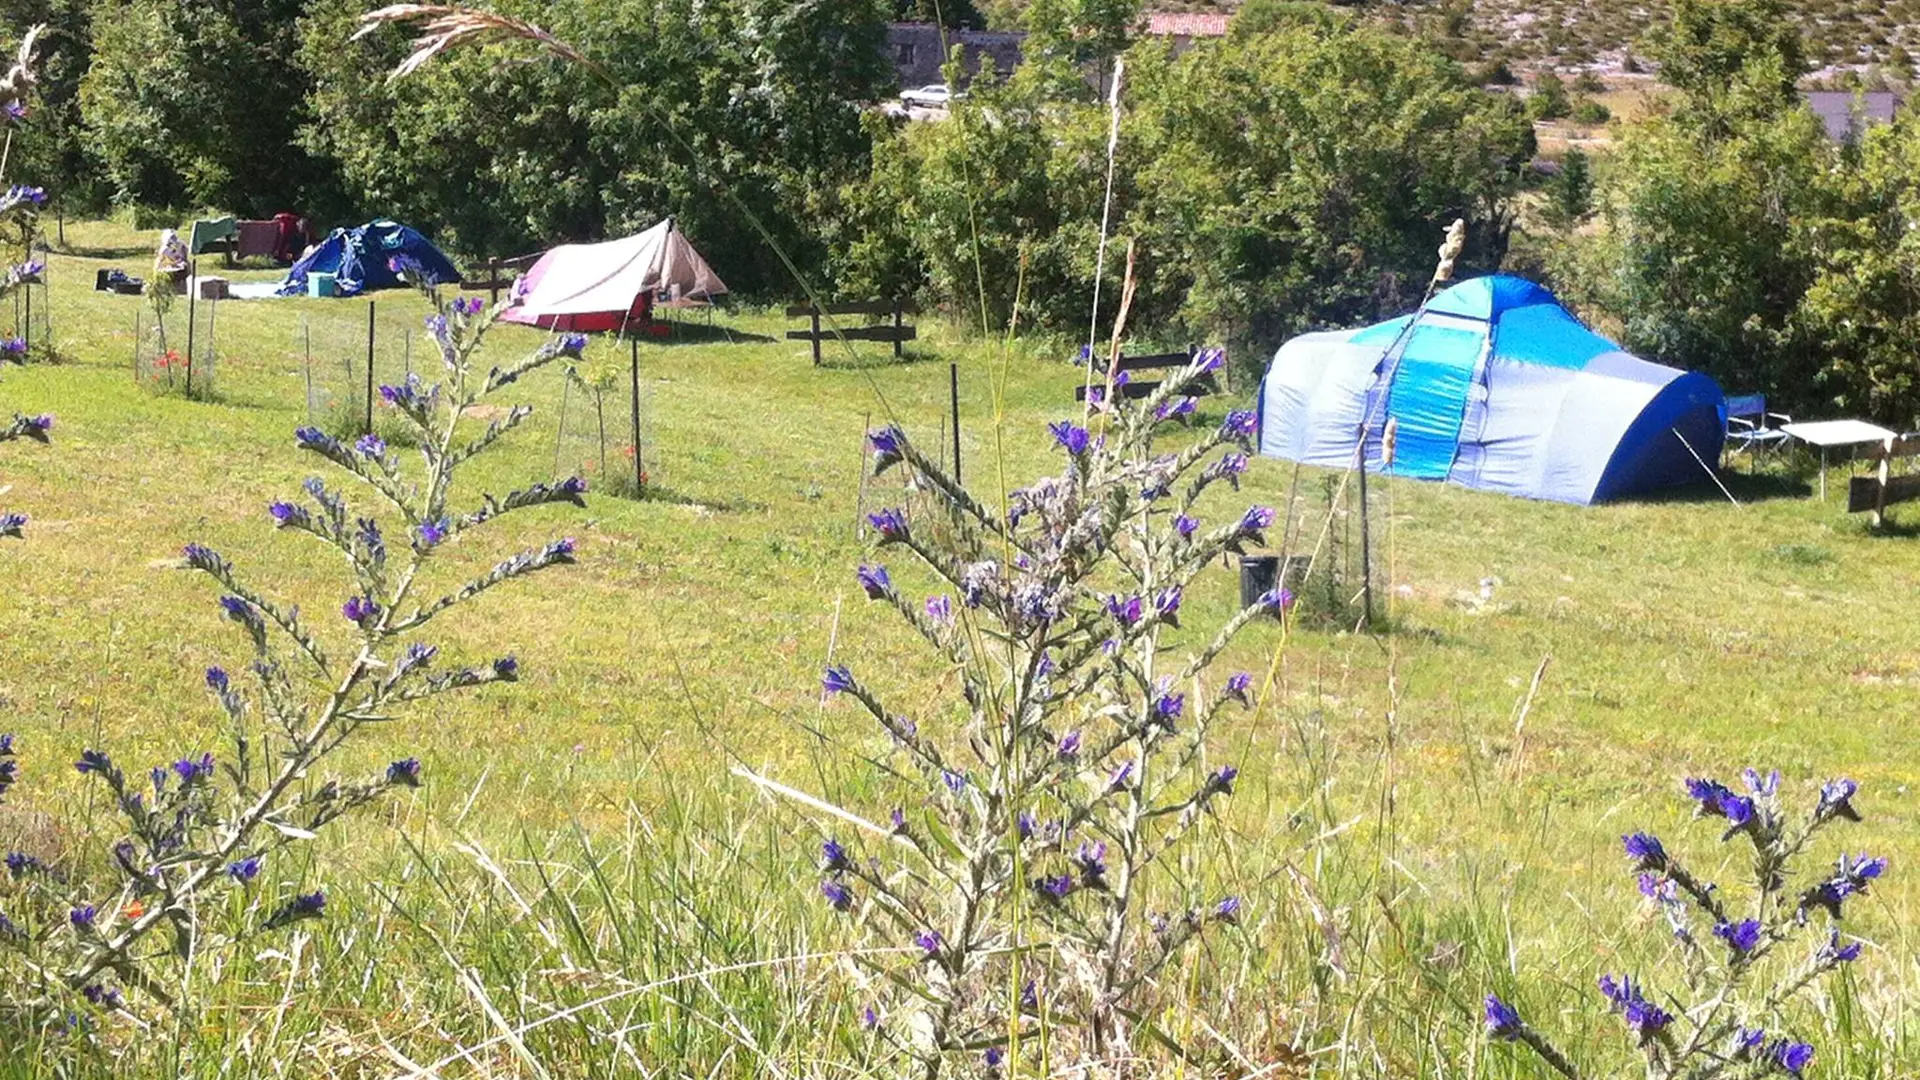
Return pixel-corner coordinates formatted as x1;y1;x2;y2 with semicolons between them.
1020;0;1139;98
1649;0;1809;131
300;0;891;289
1528;72;1571;119
850;9;1534;365
1547;148;1593;227
79;0;335;215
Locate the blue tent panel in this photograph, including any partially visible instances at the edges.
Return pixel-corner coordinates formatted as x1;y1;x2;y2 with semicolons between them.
1256;275;1726;505
278;220;461;298
1383;320;1485;479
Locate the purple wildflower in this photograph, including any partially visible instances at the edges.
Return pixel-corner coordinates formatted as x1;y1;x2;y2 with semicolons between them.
1154;691;1185;723
1225;671;1253;706
1107;760;1134;791
1820;929;1862;964
1036;873;1075;901
1772;1040;1814;1076
867;508;908;544
1173;514;1198;538
822;665;854;695
1713;919;1763;956
354;433;387;459
1257;586;1295;614
227;857;262;883
171;753;215;783
1214;896;1241;922
984;1047;1004;1069
1623;832;1668;872
867;426;906;471
492;656;519;680
74;749;112;776
267;501;306;528
1155;587;1182;624
821;880;853;911
820;839;851;874
1154;396;1198;421
914;929;942;956
856;564;891;600
1223;410;1258;439
386;758;422;787
1208;765;1239;795
342;595;380;625
925;595;952;624
69;905;97;929
1817;778;1861;823
416;519;448;548
1105;594;1143;627
1484;995;1523;1040
1239;505;1275;536
1048;421;1090;455
1075;841;1109;887
1057;730;1082;760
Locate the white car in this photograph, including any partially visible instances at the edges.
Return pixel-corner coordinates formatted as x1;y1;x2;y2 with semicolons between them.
899;84;960;109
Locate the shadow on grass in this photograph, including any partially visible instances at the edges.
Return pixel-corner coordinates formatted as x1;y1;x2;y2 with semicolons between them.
59;244;151;261
816;346;943;371
1629;470;1814;505
598;482;766;514
646;321;776;347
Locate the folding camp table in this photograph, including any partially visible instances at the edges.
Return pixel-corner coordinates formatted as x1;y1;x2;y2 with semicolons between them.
1779;419;1898;499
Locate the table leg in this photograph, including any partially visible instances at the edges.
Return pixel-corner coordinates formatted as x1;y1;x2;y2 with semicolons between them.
1820;447;1828;500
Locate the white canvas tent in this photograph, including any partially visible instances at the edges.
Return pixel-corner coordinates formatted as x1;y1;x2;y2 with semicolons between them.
501;218;727;332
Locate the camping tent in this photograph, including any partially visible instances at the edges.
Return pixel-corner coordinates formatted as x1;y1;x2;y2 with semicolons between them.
501;218;727;333
277;219;461;298
1256;275;1727;505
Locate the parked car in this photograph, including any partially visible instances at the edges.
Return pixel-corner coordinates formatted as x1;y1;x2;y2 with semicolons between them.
899;84;960;108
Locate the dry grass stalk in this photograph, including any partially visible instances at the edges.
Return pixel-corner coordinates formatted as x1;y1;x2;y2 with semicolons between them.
355;5;603;82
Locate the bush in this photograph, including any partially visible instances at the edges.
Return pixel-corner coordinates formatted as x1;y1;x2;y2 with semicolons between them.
1569;96;1613;124
1527;72;1572;119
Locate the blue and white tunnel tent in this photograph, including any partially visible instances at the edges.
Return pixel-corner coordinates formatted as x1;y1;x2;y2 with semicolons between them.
1255;276;1728;505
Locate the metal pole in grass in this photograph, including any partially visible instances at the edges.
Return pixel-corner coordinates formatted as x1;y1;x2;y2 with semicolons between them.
364;300;376;435
949;361;962;485
131;305;140;383
302;317;315;423
185;258;197;396
21;263;30;353
854;409;871;542
629;335;644;494
1357;448;1374;629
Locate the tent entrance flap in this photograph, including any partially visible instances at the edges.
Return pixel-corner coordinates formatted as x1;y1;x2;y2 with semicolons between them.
1380;319;1486;480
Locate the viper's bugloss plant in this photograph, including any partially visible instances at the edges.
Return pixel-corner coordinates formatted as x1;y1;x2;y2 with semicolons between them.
0;268;587;1024
1487;770;1885;1079
747;348;1292;1077
0;26;49;538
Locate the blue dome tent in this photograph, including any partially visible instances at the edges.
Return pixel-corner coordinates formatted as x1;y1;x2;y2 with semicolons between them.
277;219;462;298
1256;275;1728;505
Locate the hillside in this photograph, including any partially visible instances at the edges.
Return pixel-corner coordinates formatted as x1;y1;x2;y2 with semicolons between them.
1134;0;1919;77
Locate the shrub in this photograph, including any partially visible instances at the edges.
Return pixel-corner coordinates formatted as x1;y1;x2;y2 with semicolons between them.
0;274;588;1024
765;352;1289;1074
1488;769;1884;1079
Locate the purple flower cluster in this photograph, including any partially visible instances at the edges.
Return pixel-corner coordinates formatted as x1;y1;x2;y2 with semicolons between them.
1048;421;1091;455
1598;974;1672;1044
386;758;422;787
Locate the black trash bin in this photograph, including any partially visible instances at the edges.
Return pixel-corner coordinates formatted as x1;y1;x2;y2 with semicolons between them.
1239;555;1280;614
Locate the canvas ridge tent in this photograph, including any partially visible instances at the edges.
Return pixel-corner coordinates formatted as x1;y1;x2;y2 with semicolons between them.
501;218;727;333
1256;275;1727;505
277;219;461;298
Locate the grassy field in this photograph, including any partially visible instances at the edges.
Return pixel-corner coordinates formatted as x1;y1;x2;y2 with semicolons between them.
1;219;1918;1076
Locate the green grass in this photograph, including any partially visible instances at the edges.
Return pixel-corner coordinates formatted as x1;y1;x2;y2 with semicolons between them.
2;219;1918;1076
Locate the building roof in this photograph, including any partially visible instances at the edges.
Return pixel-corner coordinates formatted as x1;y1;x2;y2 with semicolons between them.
1144;12;1231;37
1802;90;1902;142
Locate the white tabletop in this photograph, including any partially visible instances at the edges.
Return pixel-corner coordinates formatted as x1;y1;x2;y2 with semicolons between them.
1779;419;1897;448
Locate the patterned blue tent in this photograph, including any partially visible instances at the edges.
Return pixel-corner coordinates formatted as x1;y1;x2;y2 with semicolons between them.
277;219;461;298
1256;276;1727;504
